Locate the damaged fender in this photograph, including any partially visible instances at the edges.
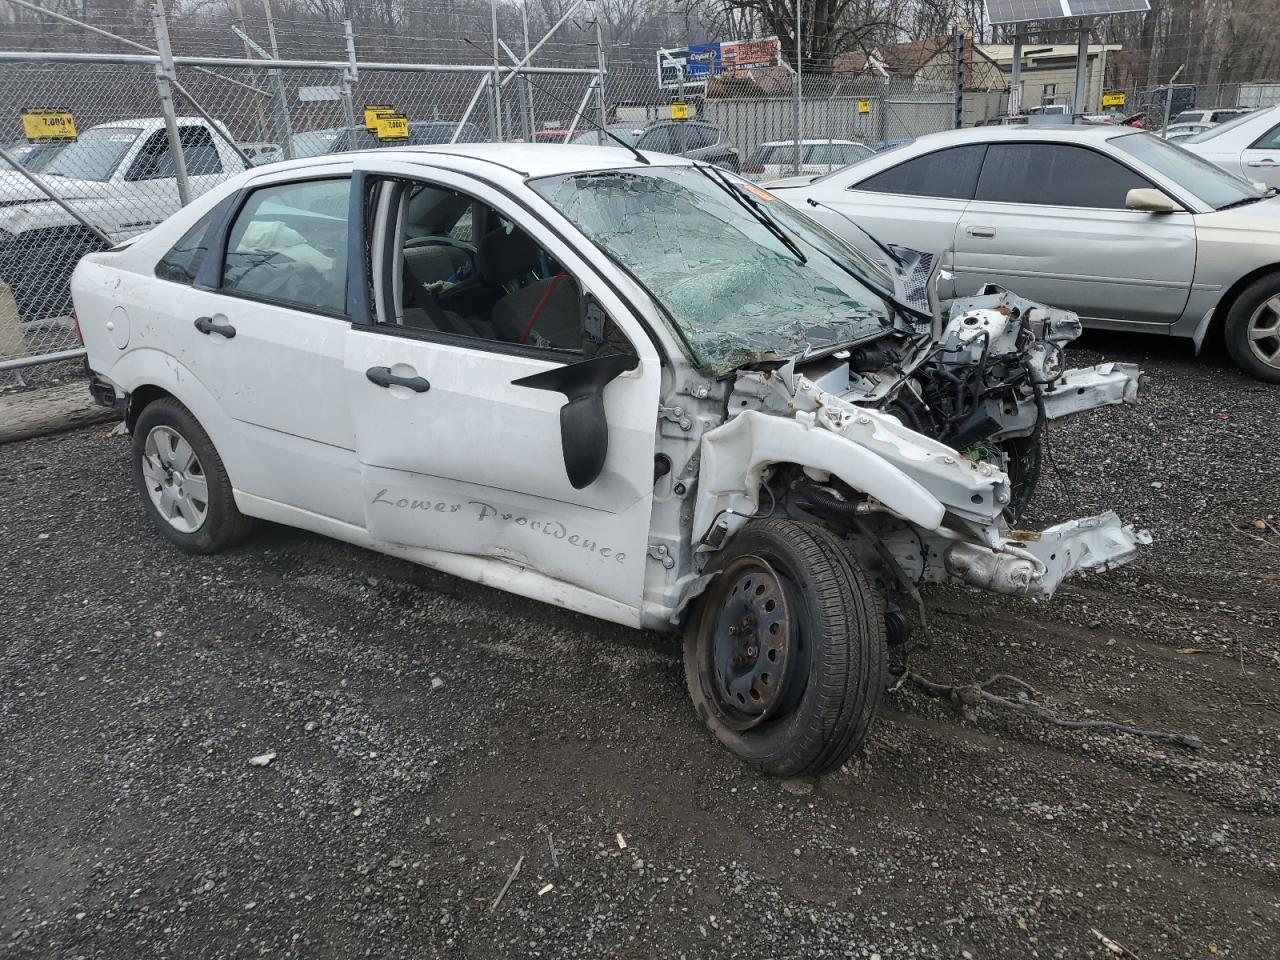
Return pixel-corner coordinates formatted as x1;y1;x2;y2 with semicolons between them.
693;409;946;548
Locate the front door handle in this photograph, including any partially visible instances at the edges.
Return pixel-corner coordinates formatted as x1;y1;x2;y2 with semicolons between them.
965;225;996;239
1246;158;1277;167
366;366;430;393
193;316;236;338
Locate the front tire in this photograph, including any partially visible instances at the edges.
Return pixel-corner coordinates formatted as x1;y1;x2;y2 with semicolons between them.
1225;274;1280;383
131;398;256;553
683;518;887;778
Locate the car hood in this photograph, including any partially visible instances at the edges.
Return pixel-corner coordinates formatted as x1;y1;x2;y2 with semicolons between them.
0;172;109;207
761;174;822;189
1197;193;1280;231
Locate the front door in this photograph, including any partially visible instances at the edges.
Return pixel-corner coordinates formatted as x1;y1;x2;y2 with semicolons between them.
953;141;1196;326
343;161;662;617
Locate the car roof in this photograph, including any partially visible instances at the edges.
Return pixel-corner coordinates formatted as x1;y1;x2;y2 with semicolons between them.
760;139;862;146
907;124;1141;148
254;142;688;180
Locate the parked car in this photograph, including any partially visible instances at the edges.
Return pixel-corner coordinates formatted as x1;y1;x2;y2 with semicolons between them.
288;122;486;157
239;141;282;165
0;116;245;322
981;114;1029;126
1164;122;1213;142
532;128;574;144
1181;104;1280;190
1;139;68;173
741;139;873;179
870;138;913;152
770;124;1280;381
634;121;739;170
72;143;1144;777
1173;107;1253;125
569;125;644;146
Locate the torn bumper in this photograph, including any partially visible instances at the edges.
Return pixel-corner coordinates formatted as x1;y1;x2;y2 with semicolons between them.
944;511;1150;599
1041;363;1142;420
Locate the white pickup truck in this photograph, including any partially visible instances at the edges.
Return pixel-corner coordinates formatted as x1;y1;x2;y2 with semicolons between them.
0;116;245;322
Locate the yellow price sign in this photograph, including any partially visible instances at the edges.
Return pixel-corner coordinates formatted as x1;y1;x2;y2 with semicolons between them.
1102;91;1126;108
670;102;690;121
857;99;871;115
22;108;76;141
374;112;409;140
363;104;393;131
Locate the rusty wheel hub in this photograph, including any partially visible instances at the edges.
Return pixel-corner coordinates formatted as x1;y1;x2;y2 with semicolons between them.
709;557;793;729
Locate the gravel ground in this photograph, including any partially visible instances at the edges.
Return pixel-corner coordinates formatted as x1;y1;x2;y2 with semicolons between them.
1;332;1277;960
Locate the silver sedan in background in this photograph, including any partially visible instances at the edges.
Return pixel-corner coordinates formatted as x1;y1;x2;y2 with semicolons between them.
770;125;1280;382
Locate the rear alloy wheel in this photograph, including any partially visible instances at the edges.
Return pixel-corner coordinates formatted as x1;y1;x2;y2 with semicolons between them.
1225;275;1280;383
683;518;887;778
131;398;257;553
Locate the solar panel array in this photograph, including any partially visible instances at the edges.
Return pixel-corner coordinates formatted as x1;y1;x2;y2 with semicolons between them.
984;0;1149;24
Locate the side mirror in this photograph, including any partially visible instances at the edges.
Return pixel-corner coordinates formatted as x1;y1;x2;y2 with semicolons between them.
512;353;639;489
1125;187;1178;213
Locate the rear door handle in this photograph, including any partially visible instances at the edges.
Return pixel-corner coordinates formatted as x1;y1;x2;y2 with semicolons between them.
366;366;430;393
193;316;236;338
1246;158;1277;167
965;225;996;238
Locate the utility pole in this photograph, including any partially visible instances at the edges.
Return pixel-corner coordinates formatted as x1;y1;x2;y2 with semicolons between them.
231;0;268;140
1010;25;1022;116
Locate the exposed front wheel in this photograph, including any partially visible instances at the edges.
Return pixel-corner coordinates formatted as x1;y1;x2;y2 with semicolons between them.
683;518;887;778
131;398;257;553
1225;274;1280;383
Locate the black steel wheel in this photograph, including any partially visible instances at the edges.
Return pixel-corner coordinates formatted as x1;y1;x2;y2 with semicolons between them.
683;518;887;778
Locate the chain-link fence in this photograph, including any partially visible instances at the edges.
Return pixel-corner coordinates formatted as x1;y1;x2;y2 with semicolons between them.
0;10;967;374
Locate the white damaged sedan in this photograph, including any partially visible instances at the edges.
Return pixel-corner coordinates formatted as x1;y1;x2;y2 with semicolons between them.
73;143;1146;776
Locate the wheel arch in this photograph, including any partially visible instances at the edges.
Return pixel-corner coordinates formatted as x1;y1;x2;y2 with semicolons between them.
125;383;175;432
1208;262;1280;349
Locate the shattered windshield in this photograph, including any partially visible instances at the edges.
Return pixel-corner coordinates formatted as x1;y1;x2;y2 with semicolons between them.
529;165;893;376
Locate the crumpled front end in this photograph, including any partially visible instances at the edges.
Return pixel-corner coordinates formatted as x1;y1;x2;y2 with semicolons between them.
695;359;1148;601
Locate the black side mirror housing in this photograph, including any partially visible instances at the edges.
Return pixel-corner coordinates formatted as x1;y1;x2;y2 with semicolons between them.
512;353;639;489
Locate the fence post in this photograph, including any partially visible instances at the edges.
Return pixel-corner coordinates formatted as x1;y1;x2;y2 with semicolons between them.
490;0;502;140
592;3;607;129
953;28;964;129
793;0;802;174
151;0;191;206
341;18;359;141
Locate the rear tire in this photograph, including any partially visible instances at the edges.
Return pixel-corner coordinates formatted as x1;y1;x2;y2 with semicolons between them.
131;398;256;553
1224;273;1280;383
683;518;887;778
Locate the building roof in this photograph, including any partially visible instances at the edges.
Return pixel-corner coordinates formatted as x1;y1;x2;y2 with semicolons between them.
832;37;1004;89
978;43;1122;66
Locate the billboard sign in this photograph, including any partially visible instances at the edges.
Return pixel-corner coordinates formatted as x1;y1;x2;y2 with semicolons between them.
657;37;781;89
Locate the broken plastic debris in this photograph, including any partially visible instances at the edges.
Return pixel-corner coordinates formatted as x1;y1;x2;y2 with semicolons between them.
537;883;554;896
247;752;276;767
615;832;627;849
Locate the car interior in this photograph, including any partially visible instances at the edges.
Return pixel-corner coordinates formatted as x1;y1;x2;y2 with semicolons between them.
374;180;585;352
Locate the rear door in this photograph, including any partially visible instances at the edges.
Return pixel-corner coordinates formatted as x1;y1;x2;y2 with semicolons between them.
1241;119;1280;189
342;159;663;621
953;141;1196;326
809;143;988;298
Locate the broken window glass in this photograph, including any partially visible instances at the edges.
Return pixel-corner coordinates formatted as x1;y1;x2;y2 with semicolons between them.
530;166;892;376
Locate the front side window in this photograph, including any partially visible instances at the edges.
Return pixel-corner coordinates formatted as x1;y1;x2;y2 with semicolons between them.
221;178;350;314
854;144;986;200
530;166;893;376
41;126;140;182
636;125;677;153
975;142;1151;208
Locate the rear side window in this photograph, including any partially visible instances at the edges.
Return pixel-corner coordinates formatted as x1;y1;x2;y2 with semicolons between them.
975;143;1152;208
853;144;986;200
221;178;351;314
155;197;232;285
1251;124;1280;150
127;126;223;180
